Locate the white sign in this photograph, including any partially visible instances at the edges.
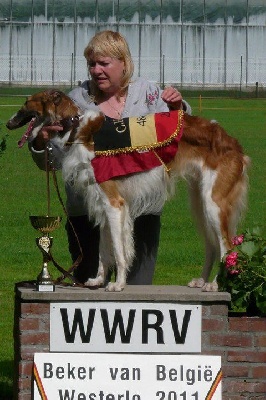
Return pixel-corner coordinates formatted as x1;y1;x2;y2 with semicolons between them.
50;302;201;353
34;353;222;399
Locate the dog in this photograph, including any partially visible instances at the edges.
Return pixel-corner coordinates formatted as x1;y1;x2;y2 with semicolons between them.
6;89;250;292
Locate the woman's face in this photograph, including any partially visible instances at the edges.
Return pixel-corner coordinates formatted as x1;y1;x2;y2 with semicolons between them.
88;56;125;94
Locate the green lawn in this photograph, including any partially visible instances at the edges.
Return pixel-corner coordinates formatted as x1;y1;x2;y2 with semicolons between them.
0;92;265;398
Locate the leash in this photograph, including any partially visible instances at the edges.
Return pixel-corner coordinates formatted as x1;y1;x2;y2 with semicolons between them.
44;136;85;287
50;165;84;286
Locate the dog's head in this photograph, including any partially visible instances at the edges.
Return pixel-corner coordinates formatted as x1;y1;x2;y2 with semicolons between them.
6;90;81;144
6;89;106;150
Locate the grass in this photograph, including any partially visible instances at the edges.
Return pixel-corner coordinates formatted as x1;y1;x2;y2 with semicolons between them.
0;91;265;398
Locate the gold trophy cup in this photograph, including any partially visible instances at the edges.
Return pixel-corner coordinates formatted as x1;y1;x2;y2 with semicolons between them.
30;215;62;292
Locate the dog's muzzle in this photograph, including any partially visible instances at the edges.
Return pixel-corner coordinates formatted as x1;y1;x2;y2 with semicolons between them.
6;109;39;130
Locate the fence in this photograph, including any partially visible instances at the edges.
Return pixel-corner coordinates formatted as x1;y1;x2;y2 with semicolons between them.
0;0;266;88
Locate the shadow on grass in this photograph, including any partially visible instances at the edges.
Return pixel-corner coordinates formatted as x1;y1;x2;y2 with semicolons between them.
0;360;14;400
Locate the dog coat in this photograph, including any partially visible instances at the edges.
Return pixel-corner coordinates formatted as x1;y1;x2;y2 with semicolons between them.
91;110;184;183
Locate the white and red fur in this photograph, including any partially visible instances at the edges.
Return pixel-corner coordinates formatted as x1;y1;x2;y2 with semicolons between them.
6;90;250;292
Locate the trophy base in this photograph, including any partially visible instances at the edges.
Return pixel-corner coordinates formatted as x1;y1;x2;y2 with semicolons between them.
37;283;55;292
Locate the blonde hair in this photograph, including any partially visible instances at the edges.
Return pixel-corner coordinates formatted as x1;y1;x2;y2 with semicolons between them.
84;30;134;99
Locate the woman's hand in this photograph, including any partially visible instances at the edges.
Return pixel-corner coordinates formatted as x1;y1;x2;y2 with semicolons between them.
161;86;183;110
32;124;63;151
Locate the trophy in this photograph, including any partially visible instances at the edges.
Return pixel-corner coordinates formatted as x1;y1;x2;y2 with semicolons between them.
30;215;62;292
28;143;63;291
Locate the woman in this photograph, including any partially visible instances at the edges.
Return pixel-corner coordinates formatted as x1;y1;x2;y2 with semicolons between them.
30;30;191;285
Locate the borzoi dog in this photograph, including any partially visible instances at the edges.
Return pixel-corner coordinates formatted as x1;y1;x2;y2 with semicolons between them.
6;90;250;292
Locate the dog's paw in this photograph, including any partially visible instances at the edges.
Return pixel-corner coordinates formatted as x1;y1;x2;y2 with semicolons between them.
105;282;125;292
202;282;218;292
84;277;104;288
188;278;205;288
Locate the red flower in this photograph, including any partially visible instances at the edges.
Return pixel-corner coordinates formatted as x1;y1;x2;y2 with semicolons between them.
228;268;240;275
232;234;244;246
225;251;238;268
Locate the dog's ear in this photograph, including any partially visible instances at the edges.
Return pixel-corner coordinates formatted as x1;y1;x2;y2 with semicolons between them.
49;90;63;106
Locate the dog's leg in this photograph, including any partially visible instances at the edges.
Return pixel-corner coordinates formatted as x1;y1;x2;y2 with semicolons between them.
93;181;134;292
207;160;249;290
187;170;222;291
85;257;105;287
85;224;113;288
104;205;131;292
199;239;223;292
188;235;219;290
188;158;248;292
